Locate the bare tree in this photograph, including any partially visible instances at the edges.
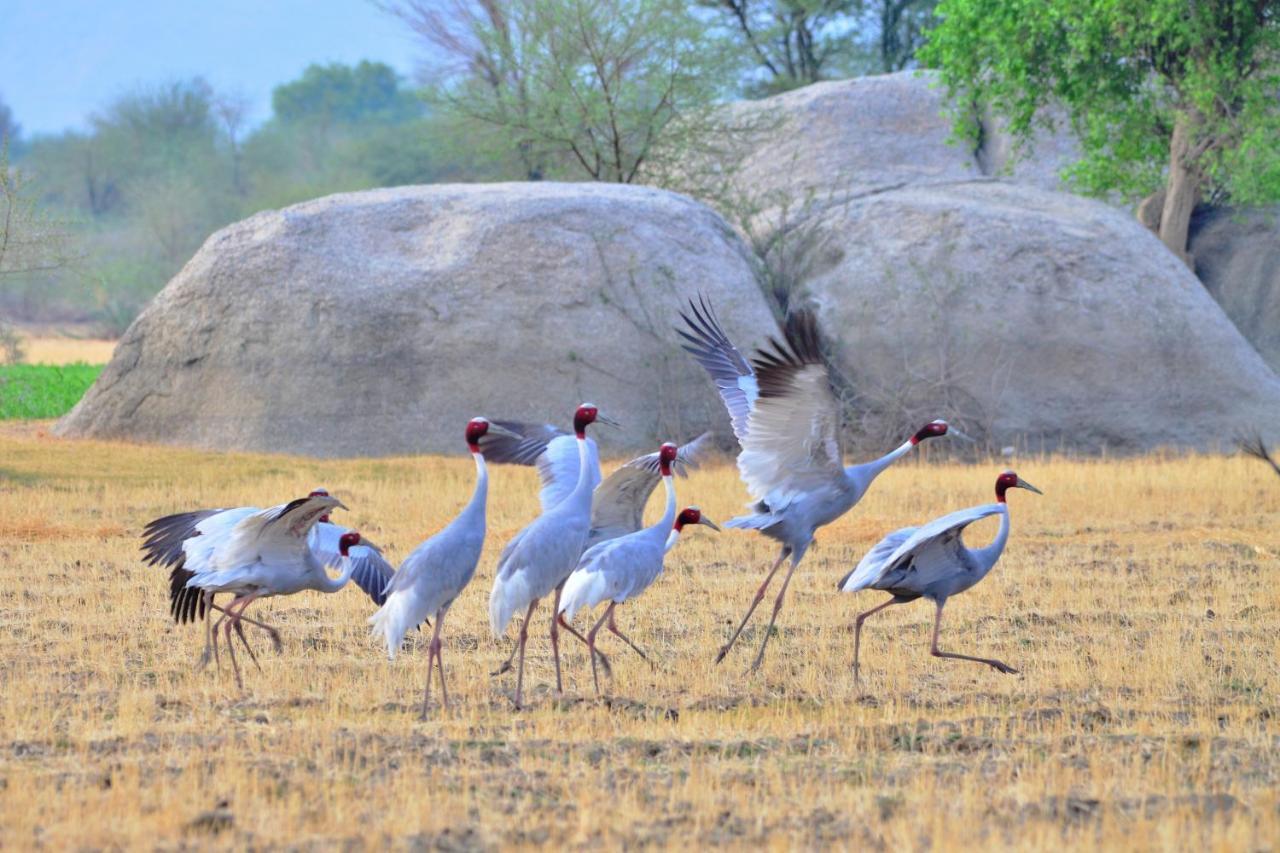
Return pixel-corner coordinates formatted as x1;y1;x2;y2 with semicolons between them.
705;0;860;90
381;0;547;179
382;0;738;183
0;93;18;147
213;91;251;195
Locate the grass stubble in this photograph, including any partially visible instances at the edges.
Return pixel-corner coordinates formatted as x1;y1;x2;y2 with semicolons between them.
0;423;1276;850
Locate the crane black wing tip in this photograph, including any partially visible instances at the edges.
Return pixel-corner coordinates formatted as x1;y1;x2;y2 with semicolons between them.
750;309;829;398
167;563;206;625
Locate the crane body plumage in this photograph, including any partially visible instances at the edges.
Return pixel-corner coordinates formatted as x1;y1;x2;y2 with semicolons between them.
488;448;593;637
558;470;677;625
369;417;515;716
141;494;375;689
556;445;717;694
486;404;614;706
370;451;489;660
840;470;1041;682
677;295;963;671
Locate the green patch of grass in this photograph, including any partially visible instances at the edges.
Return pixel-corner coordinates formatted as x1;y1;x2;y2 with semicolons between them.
0;363;102;420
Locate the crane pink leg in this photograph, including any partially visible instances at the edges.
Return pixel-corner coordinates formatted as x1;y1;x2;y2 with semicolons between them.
606;607;651;667
513;598;539;709
587;603;615;696
715;548;790;665
223;590;270;690
222;607;244;690
556;613;613;677
550;582;566;693
852;595;908;685
420;608;447;719
929;601;1019;675
747;555;801;673
206;597;282;656
435;611;450;711
199;591;218;669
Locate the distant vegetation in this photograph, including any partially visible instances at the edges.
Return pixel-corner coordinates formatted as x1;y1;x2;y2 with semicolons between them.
0;2;938;336
0;363;102;419
5;0;1272;337
2;61;510;333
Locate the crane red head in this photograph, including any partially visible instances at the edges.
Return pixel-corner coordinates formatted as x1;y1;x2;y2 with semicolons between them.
658;442;678;477
309;488;332;523
995;470;1043;503
675;506;720;531
465;417;521;454
573;402;619;438
466;417;490;453
911;420;974;445
338;531;362;556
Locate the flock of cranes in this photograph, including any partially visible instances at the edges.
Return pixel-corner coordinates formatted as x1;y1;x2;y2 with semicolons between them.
141;296;1052;714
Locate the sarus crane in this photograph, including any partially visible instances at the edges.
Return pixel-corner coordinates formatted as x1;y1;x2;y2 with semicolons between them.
677;296;969;672
839;469;1042;682
142;493;380;689
483;413;708;693
368;417;521;717
558;441;720;692
487;403;617;707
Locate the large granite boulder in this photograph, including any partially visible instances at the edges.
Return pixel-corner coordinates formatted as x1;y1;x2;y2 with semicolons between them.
699;71;1082;241
56;183;776;456
1190;206;1280;372
786;181;1280;452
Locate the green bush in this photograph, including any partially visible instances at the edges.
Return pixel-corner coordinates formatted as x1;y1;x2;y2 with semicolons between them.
0;364;102;419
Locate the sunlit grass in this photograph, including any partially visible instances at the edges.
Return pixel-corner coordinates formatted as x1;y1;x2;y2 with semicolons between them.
0;429;1276;848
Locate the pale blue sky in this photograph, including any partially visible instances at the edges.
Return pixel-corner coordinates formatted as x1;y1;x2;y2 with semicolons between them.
0;0;423;136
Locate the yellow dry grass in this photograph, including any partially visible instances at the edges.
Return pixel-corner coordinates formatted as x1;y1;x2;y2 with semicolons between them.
19;336;117;366
0;426;1277;849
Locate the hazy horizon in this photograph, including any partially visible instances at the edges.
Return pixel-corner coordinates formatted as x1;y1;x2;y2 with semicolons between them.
1;0;422;136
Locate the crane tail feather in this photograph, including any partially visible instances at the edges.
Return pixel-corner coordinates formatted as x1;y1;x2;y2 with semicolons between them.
368;590;418;661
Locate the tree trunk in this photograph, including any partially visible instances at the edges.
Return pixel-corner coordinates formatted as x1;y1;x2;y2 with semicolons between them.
1157;111;1203;266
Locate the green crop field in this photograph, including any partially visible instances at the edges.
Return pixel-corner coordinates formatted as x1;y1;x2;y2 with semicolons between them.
0;363;102;420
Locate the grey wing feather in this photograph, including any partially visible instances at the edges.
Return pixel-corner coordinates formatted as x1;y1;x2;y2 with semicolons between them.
310;522;395;605
838;526;917;591
482;421;568;466
863;505;1003;593
737;309;846;505
480;420;596;511
588;433;715;546
677;296;759;446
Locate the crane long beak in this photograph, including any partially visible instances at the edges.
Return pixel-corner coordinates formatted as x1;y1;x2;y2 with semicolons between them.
1016;478;1044;495
596;413;621;427
698;516;721;531
358;537;383;553
949;428;977;443
334;499;350;512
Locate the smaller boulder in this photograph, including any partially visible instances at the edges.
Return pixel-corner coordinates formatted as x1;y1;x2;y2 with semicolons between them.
1190;206;1280;372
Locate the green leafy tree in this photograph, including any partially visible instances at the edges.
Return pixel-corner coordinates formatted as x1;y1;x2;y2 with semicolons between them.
386;0;739;183
922;0;1280;262
272;61;423;130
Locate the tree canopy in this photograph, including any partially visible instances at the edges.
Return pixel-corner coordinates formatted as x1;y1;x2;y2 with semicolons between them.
921;0;1280;260
387;0;740;182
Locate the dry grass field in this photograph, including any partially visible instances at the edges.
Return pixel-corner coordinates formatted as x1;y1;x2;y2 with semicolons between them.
17;335;117;366
0;423;1276;849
